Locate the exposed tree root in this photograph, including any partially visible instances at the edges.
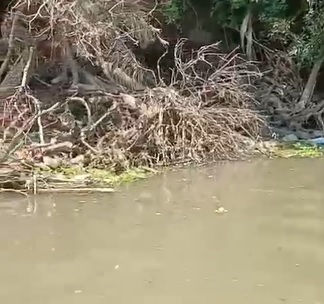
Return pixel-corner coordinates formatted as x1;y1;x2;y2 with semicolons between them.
0;0;265;190
256;50;324;139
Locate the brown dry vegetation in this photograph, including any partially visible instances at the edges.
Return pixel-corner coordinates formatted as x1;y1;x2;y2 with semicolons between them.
0;0;264;189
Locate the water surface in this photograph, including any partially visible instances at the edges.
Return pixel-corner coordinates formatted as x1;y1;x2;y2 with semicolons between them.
0;158;324;304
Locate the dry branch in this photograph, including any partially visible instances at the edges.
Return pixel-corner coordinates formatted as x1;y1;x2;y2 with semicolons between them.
0;0;265;190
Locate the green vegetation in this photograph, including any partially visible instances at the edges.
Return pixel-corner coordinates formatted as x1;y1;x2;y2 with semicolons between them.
163;0;188;26
43;166;157;188
163;0;324;69
271;142;324;158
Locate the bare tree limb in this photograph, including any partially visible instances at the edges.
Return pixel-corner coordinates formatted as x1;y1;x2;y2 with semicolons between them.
297;53;324;110
0;14;19;81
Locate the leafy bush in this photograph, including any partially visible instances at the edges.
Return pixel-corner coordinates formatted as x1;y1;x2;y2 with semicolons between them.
294;5;324;68
163;0;324;70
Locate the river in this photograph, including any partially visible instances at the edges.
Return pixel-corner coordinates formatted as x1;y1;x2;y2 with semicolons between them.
0;158;324;303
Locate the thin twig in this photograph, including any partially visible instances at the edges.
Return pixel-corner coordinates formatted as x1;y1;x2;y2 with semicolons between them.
0;188;29;197
88;101;117;132
31;95;45;145
20;46;35;90
66;96;92;127
80;129;99;154
0;101;60;163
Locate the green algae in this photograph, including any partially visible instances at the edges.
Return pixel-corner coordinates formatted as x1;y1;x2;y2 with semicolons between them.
271;142;324;158
39;165;158;188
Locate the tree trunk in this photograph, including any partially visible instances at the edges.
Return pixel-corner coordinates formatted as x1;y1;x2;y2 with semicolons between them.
297;53;324;110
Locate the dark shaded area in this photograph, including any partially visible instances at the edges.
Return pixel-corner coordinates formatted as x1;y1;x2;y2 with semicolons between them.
0;0;11;33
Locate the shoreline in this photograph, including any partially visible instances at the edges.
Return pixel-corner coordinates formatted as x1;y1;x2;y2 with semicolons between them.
0;163;159;194
1;138;323;195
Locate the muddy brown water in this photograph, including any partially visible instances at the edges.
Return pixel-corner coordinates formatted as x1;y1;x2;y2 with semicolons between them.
1;158;324;304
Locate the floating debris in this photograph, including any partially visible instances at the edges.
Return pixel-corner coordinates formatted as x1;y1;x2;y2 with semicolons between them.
215;207;228;214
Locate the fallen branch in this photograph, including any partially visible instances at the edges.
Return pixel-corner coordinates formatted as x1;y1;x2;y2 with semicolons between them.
33;187;115;193
0;188;28;196
20;46;35;90
0;101;60;163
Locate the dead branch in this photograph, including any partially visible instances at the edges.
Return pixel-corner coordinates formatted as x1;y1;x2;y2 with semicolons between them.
297;54;324;110
0;13;19;80
0;0;265;185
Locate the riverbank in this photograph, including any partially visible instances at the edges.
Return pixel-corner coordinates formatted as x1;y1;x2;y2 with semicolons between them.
1;0;324;194
2;136;324;194
255;140;324;158
0;161;158;194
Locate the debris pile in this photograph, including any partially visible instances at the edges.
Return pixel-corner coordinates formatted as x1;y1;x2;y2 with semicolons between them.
0;0;263;190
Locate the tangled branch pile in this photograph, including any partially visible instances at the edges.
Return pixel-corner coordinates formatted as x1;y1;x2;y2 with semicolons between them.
0;0;264;185
255;50;324;140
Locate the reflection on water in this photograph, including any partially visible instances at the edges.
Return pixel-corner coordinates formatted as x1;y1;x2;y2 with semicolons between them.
0;158;324;304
